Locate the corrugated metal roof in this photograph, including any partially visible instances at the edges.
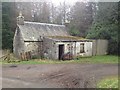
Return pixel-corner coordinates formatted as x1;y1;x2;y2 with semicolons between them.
18;21;69;41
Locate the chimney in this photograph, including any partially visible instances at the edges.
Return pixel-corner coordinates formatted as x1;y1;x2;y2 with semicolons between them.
17;11;24;25
64;20;70;27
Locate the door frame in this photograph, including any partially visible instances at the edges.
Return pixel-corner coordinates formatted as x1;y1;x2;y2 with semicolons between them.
58;44;64;60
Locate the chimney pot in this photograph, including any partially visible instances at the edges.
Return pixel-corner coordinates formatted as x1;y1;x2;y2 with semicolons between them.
17;11;24;25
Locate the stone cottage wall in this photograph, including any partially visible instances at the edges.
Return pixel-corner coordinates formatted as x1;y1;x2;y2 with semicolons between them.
13;28;25;58
24;41;43;58
13;27;43;59
43;38;93;60
43;37;57;59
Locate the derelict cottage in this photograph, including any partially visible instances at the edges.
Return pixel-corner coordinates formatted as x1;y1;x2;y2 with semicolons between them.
13;13;108;60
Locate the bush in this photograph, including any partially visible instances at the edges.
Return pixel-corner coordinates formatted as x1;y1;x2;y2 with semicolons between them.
86;23;118;55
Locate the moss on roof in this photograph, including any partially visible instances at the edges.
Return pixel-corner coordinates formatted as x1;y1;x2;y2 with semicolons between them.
47;36;90;41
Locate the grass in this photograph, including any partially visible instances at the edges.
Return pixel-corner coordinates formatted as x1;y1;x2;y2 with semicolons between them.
97;76;119;88
0;55;118;64
77;55;118;64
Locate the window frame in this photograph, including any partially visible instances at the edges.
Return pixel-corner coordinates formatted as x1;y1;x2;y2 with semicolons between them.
80;43;85;53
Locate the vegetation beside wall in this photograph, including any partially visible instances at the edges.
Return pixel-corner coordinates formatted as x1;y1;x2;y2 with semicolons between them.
0;55;118;64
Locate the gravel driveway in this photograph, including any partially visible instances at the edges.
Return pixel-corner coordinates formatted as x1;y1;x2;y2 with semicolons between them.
2;63;118;88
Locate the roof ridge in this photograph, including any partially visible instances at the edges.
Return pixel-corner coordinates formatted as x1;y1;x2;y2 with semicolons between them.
24;21;65;27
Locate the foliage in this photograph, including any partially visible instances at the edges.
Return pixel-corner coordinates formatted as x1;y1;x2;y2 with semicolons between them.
86;2;119;55
2;2;16;51
87;23;118;54
2;29;14;50
0;3;2;49
69;26;80;36
69;2;94;37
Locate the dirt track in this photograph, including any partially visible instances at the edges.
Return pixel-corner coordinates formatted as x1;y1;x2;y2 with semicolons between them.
2;63;118;88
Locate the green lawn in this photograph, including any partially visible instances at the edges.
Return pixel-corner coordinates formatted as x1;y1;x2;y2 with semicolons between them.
97;76;119;88
0;55;118;64
77;55;118;64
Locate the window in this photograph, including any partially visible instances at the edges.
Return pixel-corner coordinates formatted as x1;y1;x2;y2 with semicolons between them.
80;43;85;53
67;44;70;50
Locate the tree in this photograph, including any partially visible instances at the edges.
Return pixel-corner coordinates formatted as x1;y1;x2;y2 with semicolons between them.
0;2;2;49
16;2;33;21
87;2;119;55
2;2;16;51
69;2;94;37
41;2;50;23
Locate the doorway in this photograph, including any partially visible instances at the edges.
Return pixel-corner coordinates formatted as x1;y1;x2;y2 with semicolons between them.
58;44;64;60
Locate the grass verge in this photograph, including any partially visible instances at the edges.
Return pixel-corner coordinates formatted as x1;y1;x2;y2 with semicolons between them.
97;76;119;88
0;55;118;64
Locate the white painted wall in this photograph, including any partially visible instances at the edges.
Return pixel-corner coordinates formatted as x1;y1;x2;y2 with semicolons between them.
56;42;72;59
84;42;93;56
55;41;93;59
75;42;93;57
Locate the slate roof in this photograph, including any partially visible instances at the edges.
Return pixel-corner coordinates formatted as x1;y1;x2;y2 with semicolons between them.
17;21;69;41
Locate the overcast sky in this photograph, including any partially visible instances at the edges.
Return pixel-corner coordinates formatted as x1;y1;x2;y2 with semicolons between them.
51;0;79;5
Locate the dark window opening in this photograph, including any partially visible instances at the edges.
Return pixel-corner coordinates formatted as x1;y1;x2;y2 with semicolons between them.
80;43;85;53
